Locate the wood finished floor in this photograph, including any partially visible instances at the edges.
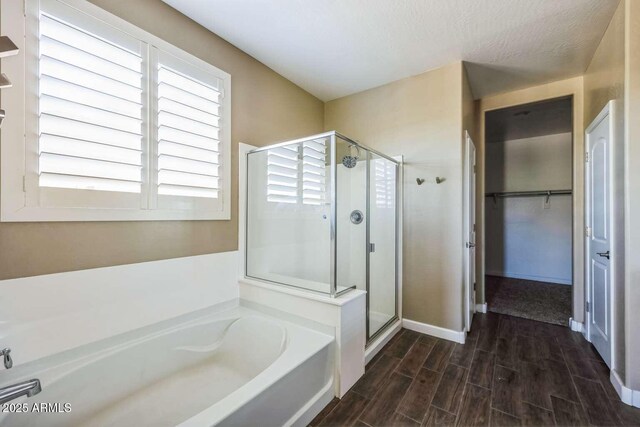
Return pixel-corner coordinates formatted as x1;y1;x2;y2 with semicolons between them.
309;312;640;426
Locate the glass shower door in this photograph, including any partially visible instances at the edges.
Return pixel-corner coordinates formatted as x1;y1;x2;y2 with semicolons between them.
367;153;398;339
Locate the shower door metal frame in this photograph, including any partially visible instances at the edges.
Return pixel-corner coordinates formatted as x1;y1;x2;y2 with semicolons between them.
364;150;401;344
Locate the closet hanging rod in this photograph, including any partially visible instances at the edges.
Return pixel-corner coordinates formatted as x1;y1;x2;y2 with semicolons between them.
484;189;572;198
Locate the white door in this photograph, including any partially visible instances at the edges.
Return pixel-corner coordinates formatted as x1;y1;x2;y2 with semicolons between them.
464;132;477;331
585;103;613;367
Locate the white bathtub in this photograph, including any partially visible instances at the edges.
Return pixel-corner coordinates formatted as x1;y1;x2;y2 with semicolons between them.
0;305;334;426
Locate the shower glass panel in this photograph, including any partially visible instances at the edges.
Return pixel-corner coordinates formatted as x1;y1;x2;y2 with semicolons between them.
336;135;367;293
246;135;332;294
246;131;399;341
368;153;398;338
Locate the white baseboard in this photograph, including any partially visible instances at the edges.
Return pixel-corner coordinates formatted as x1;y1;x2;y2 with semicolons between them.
486;271;572;286
611;369;640;408
402;318;466;344
568;318;584;332
475;303;487;313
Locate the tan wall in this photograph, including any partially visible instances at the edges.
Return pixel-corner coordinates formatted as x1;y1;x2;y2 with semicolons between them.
585;1;626;125
477;77;585;322
325;62;466;331
462;66;479;143
624;0;640;391
0;0;324;280
583;0;627;380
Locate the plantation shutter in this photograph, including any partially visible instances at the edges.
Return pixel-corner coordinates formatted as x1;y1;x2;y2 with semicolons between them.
38;13;144;194
156;53;222;200
374;158;395;208
301;139;326;205
266;144;299;204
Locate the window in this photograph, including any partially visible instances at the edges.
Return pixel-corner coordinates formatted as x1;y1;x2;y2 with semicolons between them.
0;0;231;221
301;140;326;205
266;145;299;204
266;137;327;206
373;158;396;209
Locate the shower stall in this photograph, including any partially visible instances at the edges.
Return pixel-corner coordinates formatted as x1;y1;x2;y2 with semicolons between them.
245;131;400;341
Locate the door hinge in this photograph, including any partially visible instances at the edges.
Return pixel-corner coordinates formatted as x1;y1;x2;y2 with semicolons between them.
473;165;477;173
586;301;591;313
22;176;26;192
473;282;476;291
585;152;589;163
585;226;591;237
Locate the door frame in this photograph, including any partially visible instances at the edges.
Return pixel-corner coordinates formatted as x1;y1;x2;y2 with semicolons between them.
584;100;616;369
464;131;477;332
478;90;583;326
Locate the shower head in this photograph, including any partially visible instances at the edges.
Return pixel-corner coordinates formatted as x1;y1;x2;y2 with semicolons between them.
342;155;358;168
341;143;361;169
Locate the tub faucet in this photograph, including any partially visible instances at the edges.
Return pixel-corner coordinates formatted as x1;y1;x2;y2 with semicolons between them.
0;379;42;405
1;348;12;369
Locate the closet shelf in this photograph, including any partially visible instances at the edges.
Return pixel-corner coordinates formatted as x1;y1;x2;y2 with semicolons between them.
484;189;572;198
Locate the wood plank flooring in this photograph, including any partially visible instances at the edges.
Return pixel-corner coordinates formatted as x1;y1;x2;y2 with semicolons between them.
309;312;640;426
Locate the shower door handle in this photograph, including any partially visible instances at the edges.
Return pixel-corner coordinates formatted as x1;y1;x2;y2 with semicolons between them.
369;243;376;253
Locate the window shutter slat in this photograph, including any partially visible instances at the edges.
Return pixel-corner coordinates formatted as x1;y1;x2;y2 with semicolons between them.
158;170;219;189
158;155;219;177
40;36;142;86
374;159;395;208
38;13;144;194
156;62;223;199
158;97;217;125
39;153;141;181
158;140;219;164
41;75;142;118
40;115;141;150
39;173;141;193
40;14;141;72
267;145;298;203
40;134;141;165
158;184;218;198
40;56;142;103
157;111;219;139
158;83;219;115
302;138;327;205
40;94;142;134
265;140;327;206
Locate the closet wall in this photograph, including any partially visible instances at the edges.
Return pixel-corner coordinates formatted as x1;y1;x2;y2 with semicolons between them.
485;99;573;285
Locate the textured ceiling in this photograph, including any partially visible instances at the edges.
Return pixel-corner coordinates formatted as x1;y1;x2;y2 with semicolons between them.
163;0;619;101
486;97;573;143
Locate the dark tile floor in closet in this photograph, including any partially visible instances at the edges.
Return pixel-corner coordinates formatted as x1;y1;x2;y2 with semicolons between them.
309;312;640;426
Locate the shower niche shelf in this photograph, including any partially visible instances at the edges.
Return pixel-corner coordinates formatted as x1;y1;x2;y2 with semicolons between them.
0;73;12;89
0;36;19;89
0;36;19;58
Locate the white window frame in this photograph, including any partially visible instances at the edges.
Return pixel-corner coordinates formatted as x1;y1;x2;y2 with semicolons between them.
0;0;231;221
